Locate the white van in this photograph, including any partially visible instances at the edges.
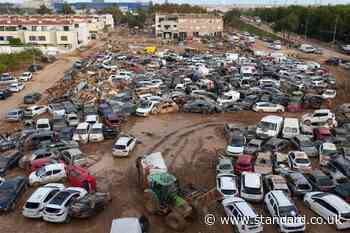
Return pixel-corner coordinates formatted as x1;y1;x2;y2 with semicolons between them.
240;172;264;202
256;115;283;139
73;122;89;144
88;123;104;142
36;118;51;131
282;118;300;139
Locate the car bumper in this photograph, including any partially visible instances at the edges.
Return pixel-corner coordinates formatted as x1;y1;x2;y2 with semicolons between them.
112;151;129;157
22;209;42;218
43;213;67;223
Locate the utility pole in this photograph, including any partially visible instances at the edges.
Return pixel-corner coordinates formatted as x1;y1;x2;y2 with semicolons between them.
332;15;339;47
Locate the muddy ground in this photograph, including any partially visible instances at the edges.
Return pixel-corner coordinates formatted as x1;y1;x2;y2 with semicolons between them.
1;30;350;233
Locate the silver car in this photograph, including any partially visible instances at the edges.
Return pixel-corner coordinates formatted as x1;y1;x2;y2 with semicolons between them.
6;109;23;122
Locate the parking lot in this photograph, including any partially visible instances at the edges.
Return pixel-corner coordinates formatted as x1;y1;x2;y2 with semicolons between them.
1;29;350;233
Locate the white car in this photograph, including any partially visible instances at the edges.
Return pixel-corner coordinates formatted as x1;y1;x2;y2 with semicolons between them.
112;135;137;157
22;183;65;218
304;192;350;230
319;142;338;166
302;109;337;128
240;172;264;202
216;173;238;199
19;72;33;82
287;151;312;173
217;90;240;106
265;190;305;233
29;163;66;186
88;123;104;142
322;89;336;99
222;197;263;233
42;187;87;223
73;122;90;144
7;82;25;92
225;134;246;157
66;113;79;127
24;105;48;118
252;102;285;113
136;101;159;116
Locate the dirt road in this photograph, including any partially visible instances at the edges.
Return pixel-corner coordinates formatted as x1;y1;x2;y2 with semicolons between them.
0;41;103;122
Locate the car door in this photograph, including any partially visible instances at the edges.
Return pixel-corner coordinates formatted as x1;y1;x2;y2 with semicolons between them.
311;199;334;220
52;169;64;181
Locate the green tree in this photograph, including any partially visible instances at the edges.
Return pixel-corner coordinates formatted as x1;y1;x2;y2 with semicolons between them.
37;4;52;15
61;3;75;15
8;38;22;45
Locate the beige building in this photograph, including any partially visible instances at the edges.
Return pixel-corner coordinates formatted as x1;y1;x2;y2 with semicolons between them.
155;13;223;40
0;14;113;50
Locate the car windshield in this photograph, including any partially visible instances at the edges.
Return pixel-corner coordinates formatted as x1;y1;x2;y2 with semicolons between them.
284;127;297;133
37;124;48;129
323;149;337;156
114;144;126;150
90;128;102;134
220;164;232;170
300;140;313;147
140;102;152;108
295;158;309;164
279;206;298;217
230;137;244;146
76;129;87;134
221;189;236;195
258;121;276;131
36;167;46;176
318;177;333;186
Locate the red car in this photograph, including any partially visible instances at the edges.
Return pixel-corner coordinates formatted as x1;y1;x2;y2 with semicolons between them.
287;97;304;112
67;165;96;192
30;158;64;172
313;127;332;141
234;155;254;175
104;113;124;128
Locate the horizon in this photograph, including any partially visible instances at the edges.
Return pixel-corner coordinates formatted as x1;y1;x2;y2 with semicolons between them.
1;0;350;6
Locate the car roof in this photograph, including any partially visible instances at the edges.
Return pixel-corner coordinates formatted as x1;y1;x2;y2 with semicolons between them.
242;172;261;188
220;176;236;190
77;122;89;129
27;184;64;203
110;218;141;233
43;163;65;170
322;142;337;150
269;190;292;207
116;136;132;145
261;115;283;122
91;123;103;128
316;193;350;212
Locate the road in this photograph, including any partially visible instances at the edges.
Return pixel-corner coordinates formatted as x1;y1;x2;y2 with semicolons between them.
0;41;103;121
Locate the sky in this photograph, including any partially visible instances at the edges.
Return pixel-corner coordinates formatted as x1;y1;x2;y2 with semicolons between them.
2;0;350;5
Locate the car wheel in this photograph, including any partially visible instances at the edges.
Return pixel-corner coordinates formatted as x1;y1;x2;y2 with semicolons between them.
65;214;72;224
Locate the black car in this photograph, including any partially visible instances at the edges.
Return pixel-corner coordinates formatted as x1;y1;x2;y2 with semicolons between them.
0;176;28;212
0;150;23;176
27;64;42;73
183;100;221;113
0;136;17;152
23;92;42;104
328;158;350;178
0;89;12;100
325;57;342;65
103;126;119;139
262;137;290;153
59;127;74;141
306;170;335;192
332;182;350;203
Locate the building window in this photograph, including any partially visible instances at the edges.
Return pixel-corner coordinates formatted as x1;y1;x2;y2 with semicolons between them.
157;25;161;28
41;26;47;31
31;26;37;31
5;26;16;31
0;26;4;31
0;36;4;41
74;24;79;28
61;36;68;41
38;36;46;41
7;36;13;40
63;26;69;31
29;36;36;41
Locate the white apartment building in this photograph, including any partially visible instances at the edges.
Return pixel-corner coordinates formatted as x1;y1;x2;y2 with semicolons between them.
0;15;114;50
